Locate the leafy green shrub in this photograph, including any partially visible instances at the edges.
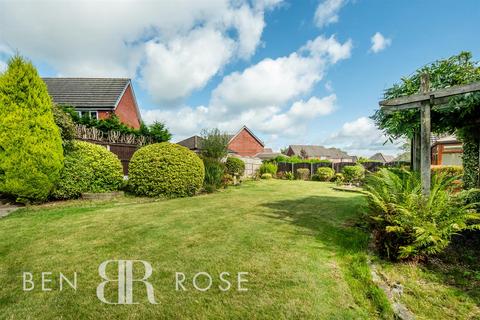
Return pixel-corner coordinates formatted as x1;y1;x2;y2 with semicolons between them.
431;165;463;179
225;157;245;176
295;168;310;180
316;167;335;181
284;171;294;180
52;141;123;199
261;173;272;180
128;143;204;197
459;188;480;211
203;157;225;193
0;56;64;202
342;165;365;184
52;104;76;152
364;168;480;260
222;173;234;186
259;163;277;176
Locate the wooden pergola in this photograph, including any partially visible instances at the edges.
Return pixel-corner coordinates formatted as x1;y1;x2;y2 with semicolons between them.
379;74;480;195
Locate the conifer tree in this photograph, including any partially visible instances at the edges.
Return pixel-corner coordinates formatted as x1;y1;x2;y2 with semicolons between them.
0;55;63;202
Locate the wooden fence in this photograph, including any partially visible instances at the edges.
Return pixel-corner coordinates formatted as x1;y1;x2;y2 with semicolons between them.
277;161;410;178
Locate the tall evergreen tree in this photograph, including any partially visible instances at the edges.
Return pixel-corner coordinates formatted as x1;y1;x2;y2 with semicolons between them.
0;55;64;202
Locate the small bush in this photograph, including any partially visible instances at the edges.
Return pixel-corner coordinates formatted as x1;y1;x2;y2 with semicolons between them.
259;163;277;176
333;173;345;185
261;173;272;179
225;157;245;176
364;168;480;260
128;143;204;197
284;171;294;180
342;165;365;184
316;167;335;181
222;173;234;186
52;141;123;199
203;157;225;193
296;168;310;180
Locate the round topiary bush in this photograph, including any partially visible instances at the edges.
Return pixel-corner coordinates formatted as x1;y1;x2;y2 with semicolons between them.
52;141;124;199
342;165;365;184
225;157;245;176
316;167;335;181
128;143;204;197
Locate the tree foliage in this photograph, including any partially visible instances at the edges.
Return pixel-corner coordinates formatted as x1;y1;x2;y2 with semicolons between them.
200;128;230;160
0;56;64;202
372;52;480;139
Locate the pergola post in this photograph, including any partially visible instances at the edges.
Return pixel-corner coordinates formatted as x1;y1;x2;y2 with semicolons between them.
379;80;480;195
420;73;431;196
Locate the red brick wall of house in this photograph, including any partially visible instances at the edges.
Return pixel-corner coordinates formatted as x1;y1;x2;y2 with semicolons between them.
114;84;141;129
98;111;112;120
228;129;264;156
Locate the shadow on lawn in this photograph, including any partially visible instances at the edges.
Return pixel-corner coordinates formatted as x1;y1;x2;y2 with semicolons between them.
259;194;370;255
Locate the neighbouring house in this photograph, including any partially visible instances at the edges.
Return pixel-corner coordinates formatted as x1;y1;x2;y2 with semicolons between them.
178;126;268;157
43;77;142;129
431;135;463;166
286;145;355;163
369;153;395;163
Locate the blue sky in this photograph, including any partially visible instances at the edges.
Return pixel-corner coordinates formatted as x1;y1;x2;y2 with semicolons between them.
0;0;479;156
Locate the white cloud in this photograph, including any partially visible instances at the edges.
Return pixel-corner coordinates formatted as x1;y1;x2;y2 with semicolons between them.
141;28;234;103
0;0;281;102
141;34;350;142
210;35;351;117
325;117;402;156
370;32;392;53
314;0;346;28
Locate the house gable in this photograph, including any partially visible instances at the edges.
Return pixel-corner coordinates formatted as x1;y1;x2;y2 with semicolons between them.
228;126;264;157
114;83;141;129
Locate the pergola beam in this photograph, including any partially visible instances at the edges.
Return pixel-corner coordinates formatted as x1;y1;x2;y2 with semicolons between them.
379;81;480;109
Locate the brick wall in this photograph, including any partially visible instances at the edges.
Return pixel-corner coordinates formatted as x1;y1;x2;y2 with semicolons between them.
228;129;264;156
114;84;141;129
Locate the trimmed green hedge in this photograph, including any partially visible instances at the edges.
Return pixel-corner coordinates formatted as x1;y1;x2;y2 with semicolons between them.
296;168;310;180
128;143;204;197
225;157;245;176
52;141;123;199
431;165;463;179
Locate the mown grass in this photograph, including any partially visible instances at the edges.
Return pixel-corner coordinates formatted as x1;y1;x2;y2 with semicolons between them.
0;180;391;319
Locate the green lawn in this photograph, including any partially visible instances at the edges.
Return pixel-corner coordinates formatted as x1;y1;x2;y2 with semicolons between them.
0;180;477;319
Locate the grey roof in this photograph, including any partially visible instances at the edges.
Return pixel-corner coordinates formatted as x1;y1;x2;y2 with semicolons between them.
177;135;204;150
369;153;395;163
42;77;130;110
288;145;351;159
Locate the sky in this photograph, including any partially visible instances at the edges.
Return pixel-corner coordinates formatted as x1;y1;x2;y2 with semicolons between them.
0;0;479;157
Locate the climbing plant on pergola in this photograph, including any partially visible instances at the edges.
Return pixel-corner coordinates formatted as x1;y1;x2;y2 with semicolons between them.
372;52;480;193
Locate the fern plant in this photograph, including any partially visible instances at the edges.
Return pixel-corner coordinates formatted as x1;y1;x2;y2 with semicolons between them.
364;168;480;260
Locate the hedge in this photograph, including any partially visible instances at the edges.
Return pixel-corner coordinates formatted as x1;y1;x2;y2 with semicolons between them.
296;168;310;180
128;143;204;197
431;165;463;179
52;141;123;199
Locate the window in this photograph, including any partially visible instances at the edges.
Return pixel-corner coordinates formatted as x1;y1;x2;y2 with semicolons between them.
77;111;98;119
